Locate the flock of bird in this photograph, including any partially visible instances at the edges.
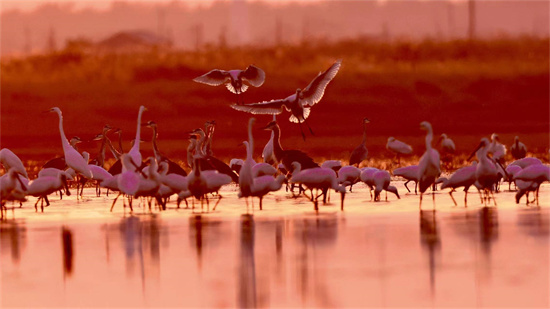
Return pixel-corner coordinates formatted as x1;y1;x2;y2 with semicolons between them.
1;60;548;219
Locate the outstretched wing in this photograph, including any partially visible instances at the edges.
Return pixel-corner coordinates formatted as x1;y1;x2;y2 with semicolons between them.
241;65;266;88
230;99;286;115
301;59;342;107
193;69;230;86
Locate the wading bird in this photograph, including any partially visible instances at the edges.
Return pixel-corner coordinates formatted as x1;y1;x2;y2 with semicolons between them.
418;121;441;209
393;165;419;194
439;162;477;206
231;59;342;140
386;137;413;165
193;65;266;103
0;148;28;178
349;118;370;167
260;121;318;174
510;136;527;160
49;108;92;179
290;162;346;211
469;138;500;206
143;120;187;176
372;170;400;202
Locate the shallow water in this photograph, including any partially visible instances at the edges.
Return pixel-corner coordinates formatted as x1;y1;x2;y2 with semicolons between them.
1;181;549;308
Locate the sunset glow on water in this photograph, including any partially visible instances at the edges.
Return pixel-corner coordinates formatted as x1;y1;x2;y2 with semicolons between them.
1;0;550;308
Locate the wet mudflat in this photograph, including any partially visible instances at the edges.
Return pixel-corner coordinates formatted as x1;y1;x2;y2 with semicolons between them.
1;182;549;308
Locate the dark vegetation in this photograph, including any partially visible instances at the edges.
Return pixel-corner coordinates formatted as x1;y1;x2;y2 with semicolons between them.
1;37;549;170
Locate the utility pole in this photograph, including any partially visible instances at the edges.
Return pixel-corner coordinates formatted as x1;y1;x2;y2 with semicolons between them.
468;0;476;40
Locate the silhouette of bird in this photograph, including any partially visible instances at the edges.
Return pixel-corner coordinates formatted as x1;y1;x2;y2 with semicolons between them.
510;157;542;169
193;65;265;103
510;136;527;160
372;170;400;201
439;162;477;206
386;137;413;165
231;59;342;140
337;165;361;192
513;164;550;206
418;121;441;209
125;105;147;172
360;167;379;199
49;108;92;179
27;171;70;212
349;118;370;167
143;120;187;176
290;162;346;211
0;148;28;178
260;120;318;174
488;133;506;164
262;115;277;165
468;138;500;206
393;165;419;194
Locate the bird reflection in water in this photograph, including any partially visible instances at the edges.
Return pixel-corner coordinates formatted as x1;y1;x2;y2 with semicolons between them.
238;214;257;308
189;214;223;271
0;221;26;264
294;215;338;307
62;226;74;278
517;208;549;239
477;206;499;282
419;210;441;297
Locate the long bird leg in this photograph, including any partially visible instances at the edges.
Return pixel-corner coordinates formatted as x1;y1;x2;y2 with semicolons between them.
298;122;306;141
490;190;497;206
259;197;263;211
303;118;314;136
448;189;457;206
419;193;423;209
110;193;121;212
404;180;411;193
213;195;223;211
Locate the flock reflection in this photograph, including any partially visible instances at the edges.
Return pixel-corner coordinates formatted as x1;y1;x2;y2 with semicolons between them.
1;208;548;307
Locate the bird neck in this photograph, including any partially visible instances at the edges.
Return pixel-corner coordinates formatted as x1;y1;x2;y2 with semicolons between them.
361;123;367;145
117;132;124;153
98;135;107;166
272;125;283;161
425;128;433;151
248;119;254;159
131;108;145;155
55;110;71;152
151;126;160;160
106;136;121;160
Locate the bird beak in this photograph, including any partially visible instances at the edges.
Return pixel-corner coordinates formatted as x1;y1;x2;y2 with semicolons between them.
467;141;483;161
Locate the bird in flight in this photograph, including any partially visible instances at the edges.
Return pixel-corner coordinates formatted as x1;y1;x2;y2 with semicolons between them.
193;65;266;103
230;59;342;140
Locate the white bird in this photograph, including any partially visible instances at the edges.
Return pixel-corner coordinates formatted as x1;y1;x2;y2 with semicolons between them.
27;172;70;212
386;137;413;165
157;160;189;208
510;136;527;160
372;170;400;201
0;148;28;178
193;65;266;103
248;175;285;210
239;118;257;201
437;134;455;154
252;163;277;178
360;167;379;199
393;165;419;194
488;133;506;164
202;170;232;211
291;162;346;211
514;180;539;206
469;138;500;206
133;157;162;211
232;59;342;140
337;165;361;192
510;157;542;169
110;154;141;212
321;160;342;173
349;118;370;167
49;107;92;179
418;121;441;209
439;162;477;206
513;164;550;206
504;164;522;190
1;169;28;219
262;115;277;165
125;105;146;172
229;158;244;174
